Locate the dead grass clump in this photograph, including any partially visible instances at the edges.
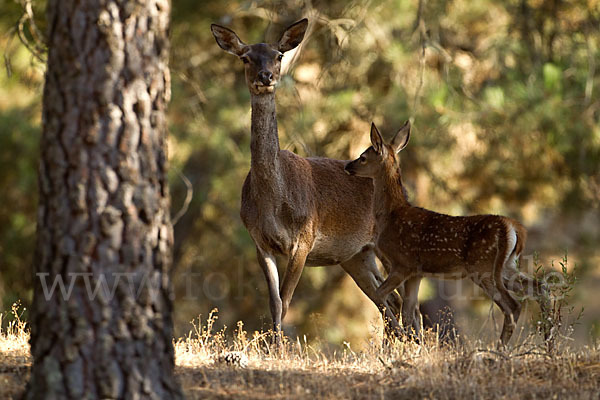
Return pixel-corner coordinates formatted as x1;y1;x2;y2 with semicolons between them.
0;302;30;400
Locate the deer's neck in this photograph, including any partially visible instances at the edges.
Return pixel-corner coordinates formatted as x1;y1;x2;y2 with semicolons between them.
373;164;410;222
250;93;281;185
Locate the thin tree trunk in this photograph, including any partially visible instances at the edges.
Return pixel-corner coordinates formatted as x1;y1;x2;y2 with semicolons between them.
25;0;183;398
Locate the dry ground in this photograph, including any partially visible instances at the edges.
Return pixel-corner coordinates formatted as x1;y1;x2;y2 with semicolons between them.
2;308;600;399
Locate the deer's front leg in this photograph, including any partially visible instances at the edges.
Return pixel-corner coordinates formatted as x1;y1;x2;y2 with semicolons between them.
340;247;402;318
376;251;404;317
375;271;406;334
280;238;313;320
402;277;422;339
256;247;283;332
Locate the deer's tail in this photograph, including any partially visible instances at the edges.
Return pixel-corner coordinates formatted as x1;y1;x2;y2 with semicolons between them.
512;220;528;259
495;218;525;288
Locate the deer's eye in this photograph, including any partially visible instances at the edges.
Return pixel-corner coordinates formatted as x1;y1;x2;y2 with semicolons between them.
240;56;250;64
360;156;366;164
277;54;283;61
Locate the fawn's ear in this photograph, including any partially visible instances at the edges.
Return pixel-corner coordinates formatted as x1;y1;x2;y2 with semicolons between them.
211;24;248;56
391;121;411;153
370;122;384;154
278;18;308;53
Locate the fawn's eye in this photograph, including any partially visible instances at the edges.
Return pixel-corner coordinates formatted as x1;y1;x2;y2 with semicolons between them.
360;156;366;164
277;54;283;61
240;56;249;64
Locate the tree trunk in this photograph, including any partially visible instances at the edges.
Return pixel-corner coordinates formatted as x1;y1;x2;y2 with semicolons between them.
25;0;183;398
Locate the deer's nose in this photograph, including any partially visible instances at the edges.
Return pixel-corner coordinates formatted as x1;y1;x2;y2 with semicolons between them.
258;70;273;85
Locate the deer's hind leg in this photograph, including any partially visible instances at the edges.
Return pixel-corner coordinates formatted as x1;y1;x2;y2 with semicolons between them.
340;247;403;328
473;272;521;345
503;254;550;317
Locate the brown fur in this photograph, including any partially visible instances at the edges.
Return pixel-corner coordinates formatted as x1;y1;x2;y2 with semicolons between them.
346;122;545;345
212;20;402;333
241;151;376;266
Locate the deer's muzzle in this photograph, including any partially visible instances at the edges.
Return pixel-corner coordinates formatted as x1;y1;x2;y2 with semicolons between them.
344;163;356;176
258;70;273;86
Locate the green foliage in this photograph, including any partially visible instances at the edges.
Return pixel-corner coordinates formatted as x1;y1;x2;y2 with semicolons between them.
0;25;43;309
542;63;562;92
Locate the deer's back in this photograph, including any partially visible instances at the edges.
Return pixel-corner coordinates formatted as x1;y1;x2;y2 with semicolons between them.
378;207;515;276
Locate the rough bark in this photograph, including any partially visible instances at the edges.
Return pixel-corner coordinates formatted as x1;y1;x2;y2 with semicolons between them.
25;0;183;398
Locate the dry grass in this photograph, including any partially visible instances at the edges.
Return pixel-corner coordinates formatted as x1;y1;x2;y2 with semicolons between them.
0;302;30;400
2;306;599;399
174;309;600;399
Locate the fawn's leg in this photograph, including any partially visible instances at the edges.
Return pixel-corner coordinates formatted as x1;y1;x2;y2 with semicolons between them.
375;271;407;335
474;274;521;345
402;277;422;339
503;260;550;317
340;247;402;320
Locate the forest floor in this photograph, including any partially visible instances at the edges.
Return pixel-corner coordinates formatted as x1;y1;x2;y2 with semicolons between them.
2;308;600;399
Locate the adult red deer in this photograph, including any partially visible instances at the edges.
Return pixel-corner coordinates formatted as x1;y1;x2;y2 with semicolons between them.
345;122;548;344
211;19;402;334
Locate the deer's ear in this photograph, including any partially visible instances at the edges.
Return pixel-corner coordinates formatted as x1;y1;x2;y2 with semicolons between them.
370;122;384;154
211;24;248;56
391;121;411;153
278;18;308;53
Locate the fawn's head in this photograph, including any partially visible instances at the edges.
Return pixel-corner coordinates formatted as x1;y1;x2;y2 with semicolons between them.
345;121;411;178
211;19;308;95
